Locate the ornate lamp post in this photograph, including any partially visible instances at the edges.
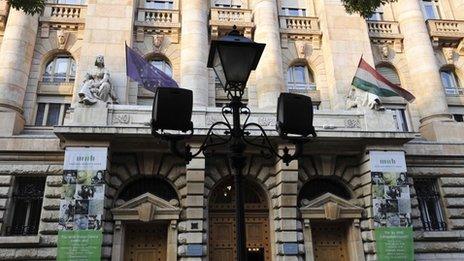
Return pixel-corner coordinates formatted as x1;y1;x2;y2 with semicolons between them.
151;27;316;261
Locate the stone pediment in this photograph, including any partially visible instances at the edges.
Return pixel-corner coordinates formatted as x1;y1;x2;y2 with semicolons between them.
300;193;363;220
112;193;181;222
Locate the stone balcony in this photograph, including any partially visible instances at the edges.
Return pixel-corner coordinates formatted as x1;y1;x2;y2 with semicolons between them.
366;20;403;52
279;16;321;49
39;3;86;38
209;8;254;39
55;104;416;146
426;19;464;51
0;0;9;32
134;8;181;43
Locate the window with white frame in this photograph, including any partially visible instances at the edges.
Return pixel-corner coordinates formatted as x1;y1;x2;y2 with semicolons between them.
386;107;409;132
281;7;306;16
145;0;174;9
56;0;86;5
414;178;447;231
42;55;76;83
34;102;70;126
440;68;462;95
421;0;441;20
149;58;173;77
377;65;402;86
6;177;45;236
287;64;316;93
213;0;243;8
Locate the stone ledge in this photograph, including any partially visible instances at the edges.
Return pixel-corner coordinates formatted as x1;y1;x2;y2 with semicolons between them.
0;235;41;246
415;230;463;240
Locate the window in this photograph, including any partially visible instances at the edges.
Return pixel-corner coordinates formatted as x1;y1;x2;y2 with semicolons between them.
377;65;401;86
386;108;409;132
367;11;384;21
213;0;242;8
282;8;306;16
414;178;447;231
6;177;45;236
56;0;85;4
422;0;441;20
34;103;70;126
149;58;173;77
145;0;174;9
42;55;76;83
453;114;464;122
287;64;316;93
440;68;462;95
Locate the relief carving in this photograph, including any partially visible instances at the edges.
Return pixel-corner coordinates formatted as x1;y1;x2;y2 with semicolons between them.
57;29;69;49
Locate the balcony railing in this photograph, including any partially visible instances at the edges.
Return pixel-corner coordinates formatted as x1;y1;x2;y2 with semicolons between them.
41;3;86;23
367;21;402;38
136;8;180;27
279;16;320;34
427;19;464;38
210;8;253;39
445;87;464;96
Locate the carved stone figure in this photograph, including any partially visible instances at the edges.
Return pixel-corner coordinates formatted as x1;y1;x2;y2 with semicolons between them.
346;87;385;111
153;34;164;50
78;55;119;105
380;45;389;60
443;48;454;64
57;29;69;49
295;41;307;59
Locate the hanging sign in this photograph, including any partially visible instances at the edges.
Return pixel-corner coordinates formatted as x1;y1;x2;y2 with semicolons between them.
57;147;107;261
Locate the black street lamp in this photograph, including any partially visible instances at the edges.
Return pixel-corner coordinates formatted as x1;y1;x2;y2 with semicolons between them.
151;27;317;261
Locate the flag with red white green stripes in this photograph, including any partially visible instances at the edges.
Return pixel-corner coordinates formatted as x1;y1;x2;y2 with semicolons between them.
352;58;415;102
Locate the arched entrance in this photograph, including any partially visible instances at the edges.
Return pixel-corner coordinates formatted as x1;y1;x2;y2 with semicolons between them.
111;176;181;261
208;177;271;261
298;178;364;261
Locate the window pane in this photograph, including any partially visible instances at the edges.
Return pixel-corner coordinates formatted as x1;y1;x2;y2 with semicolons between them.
149;59;173;77
292;66;307;83
377;66;401;86
414;178;447;231
46;103;61;126
43;61;54;82
440;70;458;89
35;103;46;126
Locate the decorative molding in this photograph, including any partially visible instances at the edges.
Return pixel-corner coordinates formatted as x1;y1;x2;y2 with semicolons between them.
300;193;363;220
367;21;403;53
113;114;130;125
279;16;322;49
39;3;86;39
209;8;254;39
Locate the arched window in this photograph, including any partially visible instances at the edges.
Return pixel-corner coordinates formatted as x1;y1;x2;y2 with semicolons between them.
376;65;401;86
149;57;173;77
298;178;351;206
287;64;316;92
42;54;76;83
421;0;441;20
440;67;461;95
57;0;86;5
145;0;174;9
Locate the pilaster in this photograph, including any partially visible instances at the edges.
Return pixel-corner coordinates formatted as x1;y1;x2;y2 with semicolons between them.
273;147;303;261
180;0;209;107
0;9;38;135
253;0;285;109
178;144;206;261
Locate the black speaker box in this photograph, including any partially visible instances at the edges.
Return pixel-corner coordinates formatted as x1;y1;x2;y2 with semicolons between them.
152;87;193;132
277;93;316;137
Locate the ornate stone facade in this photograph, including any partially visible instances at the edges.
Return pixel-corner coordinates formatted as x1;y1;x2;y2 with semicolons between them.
0;0;463;260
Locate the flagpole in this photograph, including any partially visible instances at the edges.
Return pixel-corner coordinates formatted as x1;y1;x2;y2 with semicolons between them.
346;54;365;99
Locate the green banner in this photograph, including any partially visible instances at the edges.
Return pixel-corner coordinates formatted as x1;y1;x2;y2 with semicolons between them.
375;227;414;261
57;230;102;261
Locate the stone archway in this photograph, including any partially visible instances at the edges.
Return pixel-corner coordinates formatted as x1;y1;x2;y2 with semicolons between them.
208;177;271;261
110;177;181;261
298;178;364;261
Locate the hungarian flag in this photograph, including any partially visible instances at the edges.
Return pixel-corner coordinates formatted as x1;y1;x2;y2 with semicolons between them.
352;58;415;102
125;43;178;92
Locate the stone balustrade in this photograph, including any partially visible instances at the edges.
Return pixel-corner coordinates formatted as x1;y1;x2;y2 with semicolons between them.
279;16;320;34
137;8;180;26
210;8;253;38
41;3;86;22
134;8;181;42
427;19;464;48
367;21;402;38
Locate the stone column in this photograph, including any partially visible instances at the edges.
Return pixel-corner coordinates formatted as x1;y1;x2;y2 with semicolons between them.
180;0;209;107
273;146;303;260
178;145;206;260
0;9;38;135
253;0;285;109
396;0;452;135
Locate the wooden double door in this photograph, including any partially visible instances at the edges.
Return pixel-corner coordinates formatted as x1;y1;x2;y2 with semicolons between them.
209;213;271;261
311;221;349;261
124;223;167;261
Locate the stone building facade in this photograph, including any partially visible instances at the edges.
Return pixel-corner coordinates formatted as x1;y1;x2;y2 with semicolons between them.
0;0;463;260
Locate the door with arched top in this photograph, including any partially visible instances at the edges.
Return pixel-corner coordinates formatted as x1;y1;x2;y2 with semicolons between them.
208;178;271;261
